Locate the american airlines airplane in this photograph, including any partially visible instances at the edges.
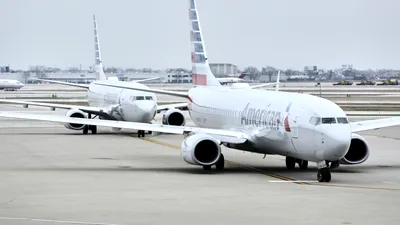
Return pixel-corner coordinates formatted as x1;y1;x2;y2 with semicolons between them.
0;15;187;136
1;0;400;182
0;79;24;90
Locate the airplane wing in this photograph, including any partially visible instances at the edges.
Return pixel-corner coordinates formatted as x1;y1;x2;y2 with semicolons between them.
351;117;400;132
250;71;281;90
0;112;248;144
157;103;188;112
133;77;160;83
249;82;280;89
0;99;110;118
94;82;189;98
34;79;89;89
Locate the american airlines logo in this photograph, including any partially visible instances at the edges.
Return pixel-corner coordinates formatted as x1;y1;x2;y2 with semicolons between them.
240;103;282;130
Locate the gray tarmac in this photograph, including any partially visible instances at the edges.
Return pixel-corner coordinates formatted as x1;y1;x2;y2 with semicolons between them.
1;105;400;225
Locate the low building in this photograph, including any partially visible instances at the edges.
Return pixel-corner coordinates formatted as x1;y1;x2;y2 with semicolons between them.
209;63;238;77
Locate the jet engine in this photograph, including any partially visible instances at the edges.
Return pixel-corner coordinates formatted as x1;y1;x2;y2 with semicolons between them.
64;109;88;130
180;133;221;166
162;109;186;126
339;133;370;165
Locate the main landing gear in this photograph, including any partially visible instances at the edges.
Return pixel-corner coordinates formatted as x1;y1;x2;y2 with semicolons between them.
82;114;97;134
285;156;308;170
137;130;152;138
202;154;225;171
317;161;331;182
83;125;97;134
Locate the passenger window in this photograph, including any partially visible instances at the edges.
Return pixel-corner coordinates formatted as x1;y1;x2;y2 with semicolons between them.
337;117;349;124
322;117;336;124
136;96;144;100
145;96;153;100
309;117;321;126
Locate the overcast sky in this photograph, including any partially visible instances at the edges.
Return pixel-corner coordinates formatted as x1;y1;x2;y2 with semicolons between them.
0;0;399;70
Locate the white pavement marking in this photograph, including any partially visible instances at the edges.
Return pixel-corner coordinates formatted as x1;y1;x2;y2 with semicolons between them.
267;180;319;183
0;217;119;225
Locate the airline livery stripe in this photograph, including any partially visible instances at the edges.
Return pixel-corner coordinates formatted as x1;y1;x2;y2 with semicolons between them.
192;74;207;85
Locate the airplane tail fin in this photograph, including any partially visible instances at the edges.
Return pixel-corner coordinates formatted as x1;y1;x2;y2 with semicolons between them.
189;0;221;86
238;73;246;79
93;14;106;81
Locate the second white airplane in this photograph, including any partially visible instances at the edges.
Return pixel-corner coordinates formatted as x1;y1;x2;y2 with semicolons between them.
0;15;187;136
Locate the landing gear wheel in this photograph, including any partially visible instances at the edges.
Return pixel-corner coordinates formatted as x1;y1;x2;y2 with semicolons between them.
138;130;145;137
89;125;97;134
83;125;89;134
203;165;211;171
285;157;296;169
216;154;225;170
317;168;331;182
299;160;308;169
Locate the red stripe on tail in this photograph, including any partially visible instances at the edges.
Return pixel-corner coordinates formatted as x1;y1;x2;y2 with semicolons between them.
192;74;207;85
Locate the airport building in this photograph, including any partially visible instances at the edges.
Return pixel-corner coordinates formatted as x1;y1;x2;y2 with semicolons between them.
209;63;238;77
167;73;192;83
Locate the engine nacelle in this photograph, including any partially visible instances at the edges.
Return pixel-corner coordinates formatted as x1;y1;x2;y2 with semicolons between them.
180;133;221;166
339;133;370;165
162;108;186;126
231;83;250;89
64;109;88;130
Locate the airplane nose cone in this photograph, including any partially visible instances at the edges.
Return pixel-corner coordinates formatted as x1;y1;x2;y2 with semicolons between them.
324;126;352;160
137;103;157;122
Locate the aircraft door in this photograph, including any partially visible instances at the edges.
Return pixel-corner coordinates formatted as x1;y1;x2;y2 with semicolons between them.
289;107;315;153
291;116;299;138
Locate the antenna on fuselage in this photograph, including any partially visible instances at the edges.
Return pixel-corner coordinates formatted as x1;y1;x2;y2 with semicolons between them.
275;70;281;91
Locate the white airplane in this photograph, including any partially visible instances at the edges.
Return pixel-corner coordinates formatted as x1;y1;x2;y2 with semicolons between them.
0;79;24;90
217;73;246;85
1;0;399;182
0;15;187;136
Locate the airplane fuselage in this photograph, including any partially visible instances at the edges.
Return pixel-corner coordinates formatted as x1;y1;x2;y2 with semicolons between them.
0;79;24;90
87;81;157;123
188;86;352;162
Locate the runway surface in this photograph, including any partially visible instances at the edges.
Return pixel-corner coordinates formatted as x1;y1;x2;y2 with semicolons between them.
1;105;400;225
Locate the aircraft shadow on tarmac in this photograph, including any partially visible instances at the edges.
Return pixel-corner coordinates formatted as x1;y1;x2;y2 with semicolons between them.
8;164;400;176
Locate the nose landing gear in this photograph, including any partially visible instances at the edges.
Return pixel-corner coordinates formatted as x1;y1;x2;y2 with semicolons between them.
317;161;331;182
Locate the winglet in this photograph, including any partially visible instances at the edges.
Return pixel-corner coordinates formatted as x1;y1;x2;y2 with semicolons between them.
275;70;280;91
189;0;221;86
93;14;106;81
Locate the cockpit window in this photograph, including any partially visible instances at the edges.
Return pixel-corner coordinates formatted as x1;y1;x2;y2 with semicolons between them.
309;117;321;126
136;96;144;100
337;117;349;124
322;117;336;124
145;96;153;100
